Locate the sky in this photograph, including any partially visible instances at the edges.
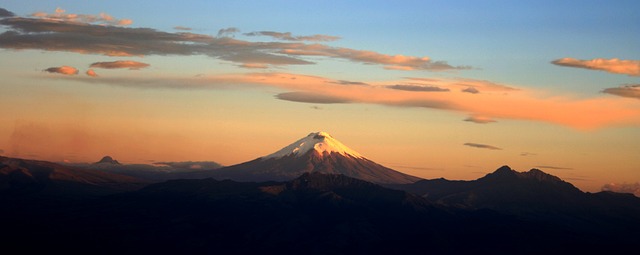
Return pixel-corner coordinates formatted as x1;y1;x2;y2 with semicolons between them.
0;0;639;193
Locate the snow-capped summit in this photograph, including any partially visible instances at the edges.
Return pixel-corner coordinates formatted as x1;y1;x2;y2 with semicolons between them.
210;131;422;184
263;131;362;159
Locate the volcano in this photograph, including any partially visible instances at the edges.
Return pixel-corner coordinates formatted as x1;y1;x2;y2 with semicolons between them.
210;132;421;184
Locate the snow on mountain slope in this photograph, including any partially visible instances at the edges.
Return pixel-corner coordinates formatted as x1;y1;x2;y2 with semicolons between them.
263;131;363;159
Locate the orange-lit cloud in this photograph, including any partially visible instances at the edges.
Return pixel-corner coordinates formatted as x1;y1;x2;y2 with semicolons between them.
86;69;98;77
552;58;640;76
464;115;496;124
239;63;269;69
463;143;502;150
602;85;640;100
57;72;640;129
244;31;341;42
31;7;132;26
44;66;78;75
90;60;150;70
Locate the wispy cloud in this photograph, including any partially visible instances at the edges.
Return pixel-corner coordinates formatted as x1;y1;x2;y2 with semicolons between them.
387;84;450;92
90;60;150;70
0;10;466;71
31;7;132;26
217;27;239;37
602;182;640;197
238;63;269;69
462;87;479;94
520;152;537;156
464;115;496;124
0;7;15;17
463;143;502;150
44;66;78;75
602;84;640;100
551;58;640;76
244;31;340;42
330;80;369;86
173;26;192;31
276;92;351;104
53;72;640;129
534;165;573;170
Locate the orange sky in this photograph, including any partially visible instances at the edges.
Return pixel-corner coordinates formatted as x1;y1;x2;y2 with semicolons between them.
1;2;639;193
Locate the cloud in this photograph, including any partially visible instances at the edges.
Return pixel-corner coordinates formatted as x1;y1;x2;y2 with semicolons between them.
244;31;340;42
0;8;15;17
602;183;640;197
280;46;470;71
153;161;223;170
464;115;496;124
90;60;150;70
238;63;269;69
520;152;537;156
30;7;132;26
0;149;4;154
602;85;640;100
86;69;98;77
330;80;369;86
276;92;351;104
387;84;450;92
44;66;78;75
462;87;479;94
551;58;640;76
463;143;502;150
0;11;466;71
534;165;573;170
217;27;239;37
174;26;192;31
56;71;640;129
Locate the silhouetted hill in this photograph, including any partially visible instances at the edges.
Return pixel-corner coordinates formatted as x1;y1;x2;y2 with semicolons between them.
94;155;121;165
66;159;223;182
0;156;147;200
2;159;639;254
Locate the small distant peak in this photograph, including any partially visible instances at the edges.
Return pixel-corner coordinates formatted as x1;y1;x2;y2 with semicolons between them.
482;165;517;179
95;156;121;165
495;165;514;173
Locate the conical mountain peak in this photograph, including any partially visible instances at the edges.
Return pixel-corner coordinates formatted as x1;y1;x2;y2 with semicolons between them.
263;131;363;159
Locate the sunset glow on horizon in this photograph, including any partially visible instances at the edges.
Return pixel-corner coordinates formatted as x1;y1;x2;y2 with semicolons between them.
1;1;639;193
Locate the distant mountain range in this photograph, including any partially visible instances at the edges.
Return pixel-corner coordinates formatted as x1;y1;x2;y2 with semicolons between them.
2;132;639;254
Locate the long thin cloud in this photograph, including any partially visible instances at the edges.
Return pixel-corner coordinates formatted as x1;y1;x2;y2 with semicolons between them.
52;72;640;129
244;31;340;42
551;58;640;76
464;115;496;124
90;60;150;70
0;8;465;71
602;85;640;100
463;143;502;150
